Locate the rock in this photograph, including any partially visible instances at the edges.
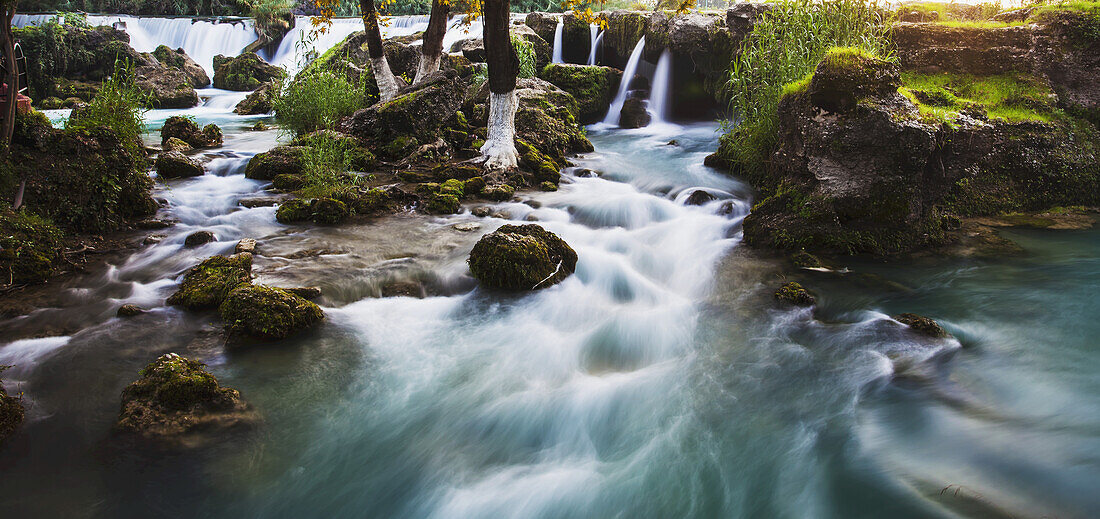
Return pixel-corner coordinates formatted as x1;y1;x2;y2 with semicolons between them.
992;7;1035;23
212;52;287;91
562;12;593;64
619;97;651;128
239;196;282;208
450;37;486;62
156;151;204;179
272;174;305;191
115;353;258;448
245;146;305;180
453;222;481;232
0;207;64;285
1033;12;1100;126
539;64;623;123
161;116;223;148
539;181;558;192
482;184;516;201
644;11;736;79
285;286;322;300
726;3;775;34
163;137;192;152
1;368;25;444
152;45;210;88
472;206;492;217
424;193;461;215
790;251;827;269
337;76;467;153
513;78;594;158
218;285;324;340
166;253;253;310
234;238;257;254
893;22;1033;75
234;82;276;115
601;10;649;63
894;313;949;338
275;199;312;224
775;282;815;307
685;190;716;205
467;224;578;290
184;231;217;248
134;64;201;108
143;234;166;245
524;12;560;48
312;198;351;225
117;304;145;317
512;24;553;71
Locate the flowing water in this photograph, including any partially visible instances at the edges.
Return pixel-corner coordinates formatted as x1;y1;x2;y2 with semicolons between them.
4;15;1100;519
552;21;565;64
648;50;673;123
602;36;646;126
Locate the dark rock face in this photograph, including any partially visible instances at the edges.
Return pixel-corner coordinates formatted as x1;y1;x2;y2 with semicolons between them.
562;12;593;64
1033;15;1100;125
524;12;560;48
166;253;253;310
245;146;305;180
234;82;276;115
156;151;204;178
539;64;623;123
161;116;223;148
775;282;815;307
619;96;651;129
218;285;324;340
894;22;1033;75
152;45;210;88
213;52;287;91
184;231;217;248
894;313;949;338
134;64;201;108
468;224;578;291
115;353;258;449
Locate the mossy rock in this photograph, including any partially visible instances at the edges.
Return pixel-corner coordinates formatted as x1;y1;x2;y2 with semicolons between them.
291;130;377;171
245;146;305;180
312;198;351;225
481;184;516;201
0;380;24;444
439;179;466;197
0;208;64;285
463;176;487;195
164;137;192;152
218;285;324;340
234;82;276;115
166;253;253;310
276;199;312;224
467;224;578;291
424;193;461;215
353;188;390;214
161;116;222;148
212;52;287;91
894;313;949;338
539;181;559;192
116;353;257;448
539;64;622;123
775;282;816;307
155;151;204;178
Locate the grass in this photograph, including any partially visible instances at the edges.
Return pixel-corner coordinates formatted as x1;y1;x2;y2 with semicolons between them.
898;71;1061;124
512;33;537;80
932;19;1027;28
63;60;147;153
896;1;1005;21
273;69;371;136
721;0;895;176
295;133;373;200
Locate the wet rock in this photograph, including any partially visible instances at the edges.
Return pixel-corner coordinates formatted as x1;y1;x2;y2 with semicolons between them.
619;97;651;128
184;231;217;248
135;218;177;230
143;234;167;245
213;52;286;91
481;184;516;202
152;45;210;88
275;199;313;224
117;304;145;317
161;116;223;148
245;146;305;180
234;238;257;254
574;168;599;178
450;37;486;62
0;207;64;285
472;206;492;217
163;137;192;152
166;253;253;310
285;286;322;300
539;182;558;192
381;281;425;298
1;367;25;444
468;224;578;290
524;12;560;48
234;82;277;115
312;198;351;225
453;222;481;232
540;64;623;123
685;190;716;206
337;76;467;155
790;251;827;269
775;282;816;307
218;285;324;340
115;353;258;448
239;196;282;208
894;313;949;338
156;151;204;179
134;64;201;108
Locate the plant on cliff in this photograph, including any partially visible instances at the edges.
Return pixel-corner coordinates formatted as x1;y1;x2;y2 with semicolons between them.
720;0;894;176
273;70;371;136
65;60;148;154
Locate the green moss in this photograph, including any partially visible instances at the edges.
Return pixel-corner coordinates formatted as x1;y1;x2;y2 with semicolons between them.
482;184;516;202
463;177;486;195
775;282;815;307
311;198;350;225
353;188;389;214
467;224;579;291
0;208;64;285
894;313;949;338
539;181;559;192
276;199;312;224
1031;1;1100;42
424;193;461;215
383;136;419;159
218;285;324;340
899;71;1062;123
166;253;253;310
117;353;243;440
780;73;813;99
439;179;466;197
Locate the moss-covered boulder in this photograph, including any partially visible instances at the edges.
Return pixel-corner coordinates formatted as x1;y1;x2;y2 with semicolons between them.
166;253;253;310
245;146;305;180
212;52;286;91
0;208;64;286
218;285;324;340
311;198;351;225
275;199;312;223
540;64;623;123
337;75;467;149
424;193;461;215
164;137;192;152
234;82;276;115
152;45;210;88
161;116;223;148
775;282;816;307
0;367;24;444
155;151;204;178
894;313;949;338
513;78;594;160
468;224;578;290
116;353;258;448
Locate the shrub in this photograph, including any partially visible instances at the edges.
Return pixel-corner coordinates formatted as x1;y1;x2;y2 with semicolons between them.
512;33;537;79
65;60;148;151
273;70;371;136
296;133;373;200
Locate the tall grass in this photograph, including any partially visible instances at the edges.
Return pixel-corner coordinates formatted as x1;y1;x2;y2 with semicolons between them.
273;69;371;136
512;34;537;79
721;0;894;175
65;60;148;148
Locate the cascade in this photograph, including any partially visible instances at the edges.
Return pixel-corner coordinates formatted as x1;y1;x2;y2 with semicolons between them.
602;36;646;126
587;25;600;65
648;50;673;123
551;21;564;64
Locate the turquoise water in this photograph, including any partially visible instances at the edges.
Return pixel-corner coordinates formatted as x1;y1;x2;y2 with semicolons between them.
0;114;1098;518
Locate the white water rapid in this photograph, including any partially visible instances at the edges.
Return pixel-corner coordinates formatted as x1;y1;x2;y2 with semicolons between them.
587;24;599;65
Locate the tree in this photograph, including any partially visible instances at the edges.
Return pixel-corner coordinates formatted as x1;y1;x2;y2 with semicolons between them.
413;0;450;84
1;0;17;149
312;0;400;102
479;0;519;169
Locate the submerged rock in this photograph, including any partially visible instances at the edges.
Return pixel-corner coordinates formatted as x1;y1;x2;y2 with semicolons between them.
894;313;949;338
213;52;286;91
117;304;145;317
468;224;578;291
775;282;816;307
115;353;258;448
166;253;253;310
156;151;204;178
183;231;217;248
218;285;324;340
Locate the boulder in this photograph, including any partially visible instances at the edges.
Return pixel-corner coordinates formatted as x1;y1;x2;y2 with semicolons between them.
1032;12;1100;125
539;64;623;123
337;75;466;148
235;238;257;254
685;190;716;205
117;304;145;317
512;25;553;71
161;116;223;148
166;253;253;310
234;82;276;115
619;96;651;128
775;282;815;307
893;22;1033;75
524;12;560;47
726;3;775;35
513;78;594;159
164;137;192;152
894;313;949;338
0;207;64;285
467;224;578;290
115;353;258;448
213;52;287;91
152;45;210;88
218;285;324;340
644;11;736;78
450;37;486;62
600;10;650;63
562;12;593;64
134;64;201;108
156;151;204;178
184;230;217;248
245;146;305;180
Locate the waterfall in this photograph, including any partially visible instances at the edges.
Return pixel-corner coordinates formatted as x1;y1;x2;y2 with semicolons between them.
91;15;256;79
551;21;564;64
648;50;672;123
587;25;600;66
602;36;646;126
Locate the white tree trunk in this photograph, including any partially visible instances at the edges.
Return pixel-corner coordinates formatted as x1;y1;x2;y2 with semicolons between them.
413;52;443;85
372;56;400;103
480;90;520;170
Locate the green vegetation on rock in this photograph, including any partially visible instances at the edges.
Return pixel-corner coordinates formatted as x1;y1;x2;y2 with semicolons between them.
898;71;1063;124
0;365;25;444
218;285;324;340
0;208;64;286
775;282;816;306
166;253;253;310
274;70;372;136
468;224;578;291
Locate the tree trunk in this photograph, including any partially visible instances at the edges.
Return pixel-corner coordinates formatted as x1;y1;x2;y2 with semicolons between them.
480;0;519;170
360;0;399;103
413;0;450;85
1;1;18;149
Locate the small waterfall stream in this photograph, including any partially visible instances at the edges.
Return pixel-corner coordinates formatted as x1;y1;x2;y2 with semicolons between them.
648;50;673;123
602;36;646;126
587;24;599;65
551;20;564;64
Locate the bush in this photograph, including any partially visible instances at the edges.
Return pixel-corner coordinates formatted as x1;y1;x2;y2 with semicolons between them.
66;60;148;151
295;133;374;200
512;33;537;79
273;70;371;136
720;0;894;176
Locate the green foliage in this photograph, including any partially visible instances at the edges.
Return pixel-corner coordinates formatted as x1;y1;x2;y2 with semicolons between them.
512;33;538;79
898;71;1061;123
897;1;1005;21
721;0;895;175
295;132;374;200
0;207;64;286
274;70;371;136
19;0;246;16
65;60;148;149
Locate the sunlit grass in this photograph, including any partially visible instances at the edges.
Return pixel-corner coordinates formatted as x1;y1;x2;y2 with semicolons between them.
899;71;1061;124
